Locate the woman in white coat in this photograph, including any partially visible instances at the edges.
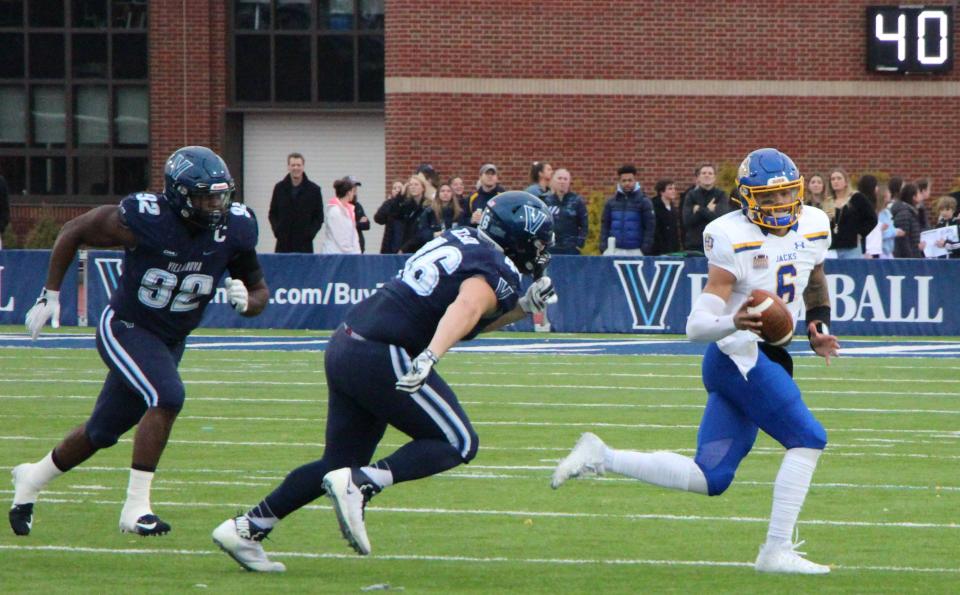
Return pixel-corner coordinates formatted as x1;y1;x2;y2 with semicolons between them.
320;177;362;254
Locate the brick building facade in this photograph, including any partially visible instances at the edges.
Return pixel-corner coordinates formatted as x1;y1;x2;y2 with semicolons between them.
6;1;959;245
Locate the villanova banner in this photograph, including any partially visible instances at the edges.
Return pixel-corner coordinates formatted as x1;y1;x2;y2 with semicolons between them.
0;250;79;326
2;250;957;336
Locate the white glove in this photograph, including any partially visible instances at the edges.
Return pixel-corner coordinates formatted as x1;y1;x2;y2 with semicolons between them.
224;277;248;313
519;276;558;314
25;288;61;340
395;349;439;393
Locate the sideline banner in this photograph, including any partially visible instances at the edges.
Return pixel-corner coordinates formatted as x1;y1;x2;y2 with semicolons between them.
6;250;957;336
0;250;79;326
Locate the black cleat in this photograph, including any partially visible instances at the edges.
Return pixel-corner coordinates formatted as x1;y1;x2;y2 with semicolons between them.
9;503;34;536
120;513;171;536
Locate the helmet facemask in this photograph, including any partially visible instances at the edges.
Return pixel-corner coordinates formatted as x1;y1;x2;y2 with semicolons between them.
175;181;233;229
739;177;804;230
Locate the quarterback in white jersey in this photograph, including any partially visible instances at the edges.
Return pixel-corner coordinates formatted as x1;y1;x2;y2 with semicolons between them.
553;148;840;575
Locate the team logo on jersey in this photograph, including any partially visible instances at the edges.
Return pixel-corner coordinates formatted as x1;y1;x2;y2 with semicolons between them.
494;277;515;300
753;254;769;269
523;205;548;234
94;257;123;299
613;260;685;330
703;233;714;252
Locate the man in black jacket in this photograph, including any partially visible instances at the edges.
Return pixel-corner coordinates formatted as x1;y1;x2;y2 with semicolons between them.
650;179;681;255
268;153;324;253
681;163;731;253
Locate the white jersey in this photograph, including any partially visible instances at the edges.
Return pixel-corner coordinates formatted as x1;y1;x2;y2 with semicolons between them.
702;206;831;374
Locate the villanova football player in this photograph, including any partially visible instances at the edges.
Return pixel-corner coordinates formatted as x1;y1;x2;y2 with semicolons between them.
553;148;840;574
12;146;268;537
213;191;556;572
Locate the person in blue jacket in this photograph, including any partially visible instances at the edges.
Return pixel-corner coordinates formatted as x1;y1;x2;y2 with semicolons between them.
600;164;654;255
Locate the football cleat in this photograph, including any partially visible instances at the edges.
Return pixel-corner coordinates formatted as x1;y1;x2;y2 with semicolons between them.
323;468;380;556
755;540;830;574
212;516;286;573
551;432;607;489
119;513;171;537
9;503;34;536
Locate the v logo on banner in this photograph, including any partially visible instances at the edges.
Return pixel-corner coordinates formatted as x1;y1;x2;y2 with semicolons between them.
613;260;685;330
94;258;124;300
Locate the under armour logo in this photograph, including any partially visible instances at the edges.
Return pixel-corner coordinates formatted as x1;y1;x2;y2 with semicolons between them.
795;241;806;250
523;205;547;234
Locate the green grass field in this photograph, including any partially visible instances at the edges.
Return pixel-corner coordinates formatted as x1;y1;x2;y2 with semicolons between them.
0;333;957;593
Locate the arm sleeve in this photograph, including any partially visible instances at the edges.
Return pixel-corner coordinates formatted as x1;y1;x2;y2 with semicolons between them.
268;185;281;235
374;196;395;225
227;249;264;286
686;292;737;342
855;195;878;237
640;198;655;254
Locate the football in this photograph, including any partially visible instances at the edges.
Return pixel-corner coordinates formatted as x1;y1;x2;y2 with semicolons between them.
747;288;794;346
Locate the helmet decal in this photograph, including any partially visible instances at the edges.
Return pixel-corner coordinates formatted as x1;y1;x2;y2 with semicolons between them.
523;204;548;234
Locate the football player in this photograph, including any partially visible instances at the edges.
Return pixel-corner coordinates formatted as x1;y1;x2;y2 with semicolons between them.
552;148;840;574
213;191;557;572
12;146;268;537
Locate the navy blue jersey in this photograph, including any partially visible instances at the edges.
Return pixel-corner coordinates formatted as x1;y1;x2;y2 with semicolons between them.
110;193;258;344
346;227;521;353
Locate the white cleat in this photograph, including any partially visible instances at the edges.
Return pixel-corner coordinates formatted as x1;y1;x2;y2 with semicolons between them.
212;516;286;573
551;432;606;489
755;540;830;574
323;468;372;556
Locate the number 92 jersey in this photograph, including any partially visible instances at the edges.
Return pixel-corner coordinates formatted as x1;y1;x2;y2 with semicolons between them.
110;193;259;344
345;227;522;354
703;206;831;337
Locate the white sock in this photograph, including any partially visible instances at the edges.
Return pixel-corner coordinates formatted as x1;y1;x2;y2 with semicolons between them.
123;469;155;515
360;466;394;489
603;448;709;494
14;452;64;504
765;447;821;545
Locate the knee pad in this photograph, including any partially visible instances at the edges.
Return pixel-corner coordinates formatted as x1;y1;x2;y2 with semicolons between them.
155;382;185;413
84;425;120;449
702;465;736;496
798;420;828;450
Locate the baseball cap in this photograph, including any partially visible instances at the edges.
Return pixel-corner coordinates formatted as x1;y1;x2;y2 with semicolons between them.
338;175;361;187
479;163;498;175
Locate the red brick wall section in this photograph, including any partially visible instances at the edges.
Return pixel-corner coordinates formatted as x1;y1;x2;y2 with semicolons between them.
149;0;228;191
385;0;960;206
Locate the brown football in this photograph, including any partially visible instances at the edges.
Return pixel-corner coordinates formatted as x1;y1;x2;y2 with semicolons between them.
747;288;794;346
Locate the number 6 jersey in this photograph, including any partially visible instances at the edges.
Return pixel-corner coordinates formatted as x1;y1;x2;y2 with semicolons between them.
701;205;831;371
111;193;259;344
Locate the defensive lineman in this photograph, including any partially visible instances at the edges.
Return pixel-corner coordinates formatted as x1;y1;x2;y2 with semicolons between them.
213;191;557;572
12;146;268;537
552;148;839;574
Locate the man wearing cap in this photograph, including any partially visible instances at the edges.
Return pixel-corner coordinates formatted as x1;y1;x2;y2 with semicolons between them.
319;176;362;254
268;152;325;253
468;164;506;226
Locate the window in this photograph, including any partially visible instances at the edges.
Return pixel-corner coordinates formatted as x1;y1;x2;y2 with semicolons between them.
0;0;149;205
230;0;384;106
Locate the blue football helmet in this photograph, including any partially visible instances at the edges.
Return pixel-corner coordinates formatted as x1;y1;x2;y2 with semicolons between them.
478;191;555;277
736;148;804;230
163;146;235;229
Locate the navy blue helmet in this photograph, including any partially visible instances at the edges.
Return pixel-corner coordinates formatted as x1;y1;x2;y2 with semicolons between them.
163;146;235;229
478;191;555;277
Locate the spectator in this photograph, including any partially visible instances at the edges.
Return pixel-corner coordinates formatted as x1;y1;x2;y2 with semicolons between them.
450;176;468;214
414;164;438;201
543;168;588;255
650;179;681;255
822;167;851;257
933;195;960;258
681;162;730;252
350;184;370;253
916;178;932;232
0;173;9;249
888;176;904;202
890;183;924;258
601;164;654;255
864;183;897;258
268;153;324;253
805;173;826;208
320;177;362;255
828;173;879;258
467;164;505;226
375;175;429;254
416;181;467;245
524;161;553;199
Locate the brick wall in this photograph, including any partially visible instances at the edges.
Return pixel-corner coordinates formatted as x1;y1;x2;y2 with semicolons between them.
148;0;228;190
385;0;960;206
